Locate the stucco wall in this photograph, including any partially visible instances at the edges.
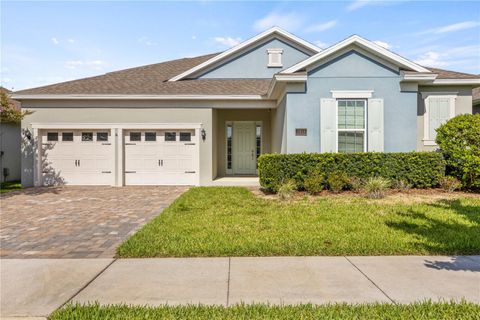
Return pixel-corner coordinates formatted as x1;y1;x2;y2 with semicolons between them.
215;109;271;177
270;96;287;153
0;123;21;182
417;86;473;151
198;38;311;79
286;50;418;153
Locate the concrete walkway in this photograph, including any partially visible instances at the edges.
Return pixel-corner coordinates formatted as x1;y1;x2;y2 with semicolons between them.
1;256;479;318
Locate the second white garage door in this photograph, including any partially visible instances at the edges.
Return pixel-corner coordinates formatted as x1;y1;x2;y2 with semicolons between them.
124;130;198;185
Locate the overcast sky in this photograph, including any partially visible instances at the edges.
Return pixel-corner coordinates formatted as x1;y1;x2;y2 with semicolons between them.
2;0;479;90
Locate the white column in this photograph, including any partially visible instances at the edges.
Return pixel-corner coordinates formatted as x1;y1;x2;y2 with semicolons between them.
32;128;42;187
115;128;124;187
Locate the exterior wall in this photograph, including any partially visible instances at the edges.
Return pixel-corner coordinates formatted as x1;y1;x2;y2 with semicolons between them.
215;109;271;177
0;123;21;182
198;38;311;79
417;86;473;151
20;99;275;186
286;50;417;153
270;95;287;153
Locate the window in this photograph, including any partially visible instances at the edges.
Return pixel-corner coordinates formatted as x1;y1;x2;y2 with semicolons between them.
256;124;261;168
97;132;108;141
226;124;233;170
267;48;283;67
423;94;456;145
62;132;73;142
165;132;176;141
145;132;156;141
81;132;93;141
130;132;141;141
47;132;58;141
180;132;191;141
337;99;366;153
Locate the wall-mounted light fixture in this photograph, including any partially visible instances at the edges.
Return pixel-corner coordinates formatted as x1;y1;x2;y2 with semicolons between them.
201;129;206;141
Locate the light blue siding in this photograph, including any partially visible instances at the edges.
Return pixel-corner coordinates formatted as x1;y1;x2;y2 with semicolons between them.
285;50;418;153
198;38;311;79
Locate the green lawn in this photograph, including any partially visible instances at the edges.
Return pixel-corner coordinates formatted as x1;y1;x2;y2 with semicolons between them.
117;187;480;257
0;181;21;194
50;302;480;320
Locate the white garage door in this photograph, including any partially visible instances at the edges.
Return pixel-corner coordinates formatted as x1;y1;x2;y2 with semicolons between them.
124;130;197;185
41;130;113;185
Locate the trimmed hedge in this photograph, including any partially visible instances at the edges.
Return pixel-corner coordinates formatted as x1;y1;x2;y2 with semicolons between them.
258;152;445;191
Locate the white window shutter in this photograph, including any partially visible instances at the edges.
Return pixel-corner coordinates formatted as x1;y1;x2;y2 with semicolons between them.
367;98;384;152
320;98;337;153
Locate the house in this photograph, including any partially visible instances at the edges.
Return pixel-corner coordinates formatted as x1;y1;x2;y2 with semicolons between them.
13;27;480;187
0;87;22;183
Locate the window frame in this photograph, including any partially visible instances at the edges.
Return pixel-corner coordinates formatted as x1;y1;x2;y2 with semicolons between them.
179;132;192;142
422;93;456;146
96;132;109;142
145;131;157;142
47;132;59;142
81;132;94;142
164;131;177;142
129;132;142;142
336;99;367;153
62;132;74;142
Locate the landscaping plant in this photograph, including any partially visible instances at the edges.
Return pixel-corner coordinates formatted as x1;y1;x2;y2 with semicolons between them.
348;176;364;192
392;179;412;191
327;171;349;193
363;177;390;199
303;173;324;195
277;179;296;200
436;114;480;189
439;176;462;193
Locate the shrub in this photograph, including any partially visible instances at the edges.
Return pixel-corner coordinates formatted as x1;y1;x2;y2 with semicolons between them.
258;152;445;192
392;179;412;191
348;176;364;192
277;180;296;200
327;171;349;192
436;114;480;189
304;174;324;195
439;176;462;193
364;177;391;199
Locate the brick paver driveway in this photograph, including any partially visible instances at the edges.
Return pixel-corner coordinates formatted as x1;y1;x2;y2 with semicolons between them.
0;186;188;258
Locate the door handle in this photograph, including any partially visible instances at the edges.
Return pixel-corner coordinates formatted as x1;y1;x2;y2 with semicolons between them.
158;159;161;166
78;159;80;167
75;160;78;166
161;160;164;166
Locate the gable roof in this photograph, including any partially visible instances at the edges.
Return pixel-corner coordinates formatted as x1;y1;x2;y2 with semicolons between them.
14;53;272;98
426;67;479;79
282;35;431;74
168;27;322;82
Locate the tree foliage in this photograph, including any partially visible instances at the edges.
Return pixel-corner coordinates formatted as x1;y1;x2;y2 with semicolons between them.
0;92;32;124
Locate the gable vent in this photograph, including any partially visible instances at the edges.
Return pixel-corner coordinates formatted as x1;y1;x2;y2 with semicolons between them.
267;48;283;67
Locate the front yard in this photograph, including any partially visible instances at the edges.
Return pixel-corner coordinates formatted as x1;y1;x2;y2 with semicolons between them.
117;187;480;257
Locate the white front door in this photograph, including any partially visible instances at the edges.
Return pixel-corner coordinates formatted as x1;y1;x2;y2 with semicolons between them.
124;130;198;185
232;122;257;175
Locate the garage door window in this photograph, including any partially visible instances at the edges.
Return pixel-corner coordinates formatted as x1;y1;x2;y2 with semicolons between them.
81;132;93;142
62;132;73;142
180;132;191;142
130;132;141;141
145;132;157;141
97;132;109;141
165;132;176;142
47;132;58;141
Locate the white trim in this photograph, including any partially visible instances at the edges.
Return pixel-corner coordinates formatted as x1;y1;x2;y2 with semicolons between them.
168;27;321;81
283;35;430;74
331;90;373;99
422;94;457;146
267;73;307;98
31;123;203;129
12;94;266;101
431;79;480;85
401;72;438;81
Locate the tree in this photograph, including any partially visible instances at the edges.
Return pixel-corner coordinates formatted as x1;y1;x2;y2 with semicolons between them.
0;91;33;123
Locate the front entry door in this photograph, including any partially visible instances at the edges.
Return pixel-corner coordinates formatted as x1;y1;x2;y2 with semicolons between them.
233;122;256;175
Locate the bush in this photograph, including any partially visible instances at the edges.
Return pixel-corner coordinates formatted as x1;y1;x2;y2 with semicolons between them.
392;179;412;191
258;152;445;192
304;174;324;195
327;171;349;192
439;176;462;193
364;177;390;199
277;180;296;200
436;114;480;189
348;176;364;192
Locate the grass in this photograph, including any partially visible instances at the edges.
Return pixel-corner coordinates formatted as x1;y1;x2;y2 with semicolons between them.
50;302;480;320
117;187;480;257
0;181;21;194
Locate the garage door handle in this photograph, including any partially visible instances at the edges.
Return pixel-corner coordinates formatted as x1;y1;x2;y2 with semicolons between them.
102;143;111;145
125;143;136;145
125;171;136;173
184;143;195;145
102;171;111;173
185;171;196;174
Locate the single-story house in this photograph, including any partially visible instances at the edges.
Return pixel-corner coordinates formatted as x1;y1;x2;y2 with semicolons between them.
13;27;480;187
0;87;22;183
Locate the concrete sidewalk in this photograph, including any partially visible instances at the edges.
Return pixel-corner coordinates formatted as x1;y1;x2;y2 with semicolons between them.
1;256;479;318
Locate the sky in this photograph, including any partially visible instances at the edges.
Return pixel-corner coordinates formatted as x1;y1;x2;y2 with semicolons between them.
1;0;480;91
